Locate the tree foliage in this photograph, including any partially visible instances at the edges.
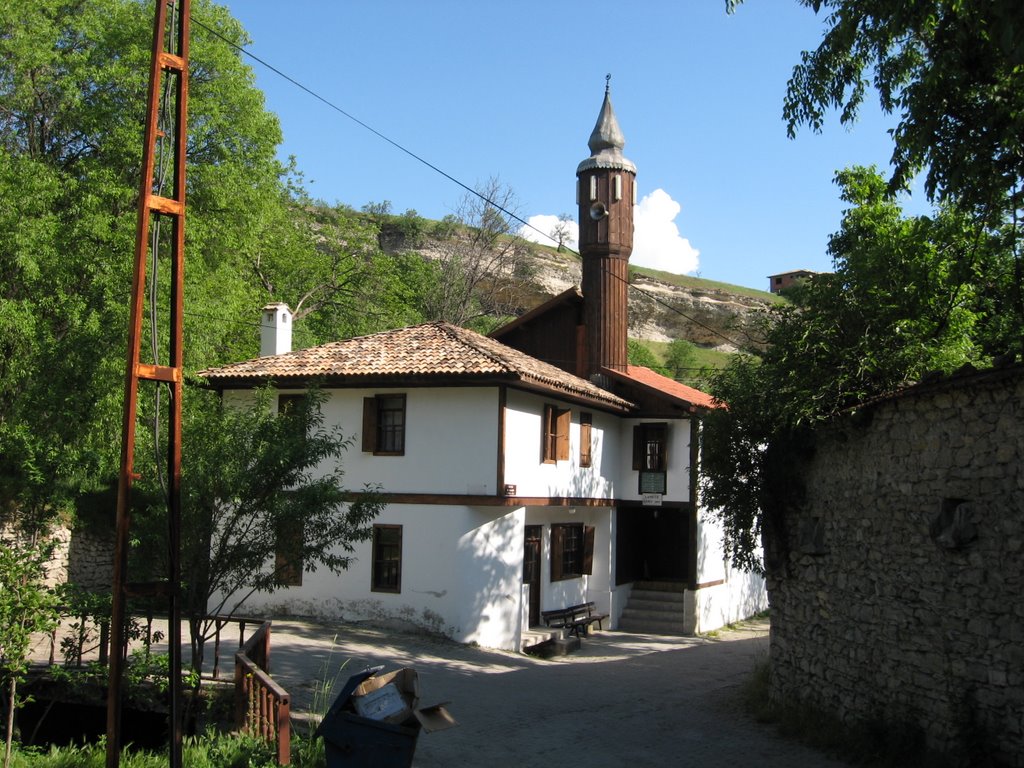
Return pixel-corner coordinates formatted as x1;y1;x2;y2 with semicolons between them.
0;536;59;768
701;167;1004;572
729;0;1024;212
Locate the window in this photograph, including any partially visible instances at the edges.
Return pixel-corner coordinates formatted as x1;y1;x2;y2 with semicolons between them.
274;518;303;587
371;524;402;593
278;394;305;418
542;404;570;463
551;523;594;582
633;422;668;494
362;394;406;455
579;412;593;468
632;422;668;471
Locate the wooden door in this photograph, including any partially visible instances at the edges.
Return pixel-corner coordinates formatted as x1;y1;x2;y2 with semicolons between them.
523;525;542;627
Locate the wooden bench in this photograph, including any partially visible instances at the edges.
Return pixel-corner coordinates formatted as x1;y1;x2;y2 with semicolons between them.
541;601;609;638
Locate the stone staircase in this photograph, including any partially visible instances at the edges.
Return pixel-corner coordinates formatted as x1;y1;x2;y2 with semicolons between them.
617;580;690;636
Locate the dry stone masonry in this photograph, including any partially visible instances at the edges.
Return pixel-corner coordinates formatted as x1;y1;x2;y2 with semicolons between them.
767;362;1024;766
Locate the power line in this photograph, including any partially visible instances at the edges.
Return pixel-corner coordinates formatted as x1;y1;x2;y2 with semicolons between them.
188;13;747;350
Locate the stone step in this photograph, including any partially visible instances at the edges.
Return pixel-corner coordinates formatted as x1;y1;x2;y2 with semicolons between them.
620;607;683;622
632;580;687;593
625;598;686;613
617;616;688;636
629;589;686;605
521;627;561;650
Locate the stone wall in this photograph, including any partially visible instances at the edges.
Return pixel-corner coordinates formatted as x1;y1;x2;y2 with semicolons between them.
0;521;113;593
767;363;1024;766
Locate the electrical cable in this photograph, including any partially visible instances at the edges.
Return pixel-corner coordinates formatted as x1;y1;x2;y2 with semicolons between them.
187;12;748;351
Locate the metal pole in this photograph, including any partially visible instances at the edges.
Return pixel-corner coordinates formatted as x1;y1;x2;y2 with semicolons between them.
106;2;189;767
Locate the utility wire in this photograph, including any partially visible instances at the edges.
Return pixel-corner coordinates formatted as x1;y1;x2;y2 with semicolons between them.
188;13;748;350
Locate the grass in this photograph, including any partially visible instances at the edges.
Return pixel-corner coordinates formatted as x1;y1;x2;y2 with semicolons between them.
6;729;332;767
6;732;278;767
629;265;785;304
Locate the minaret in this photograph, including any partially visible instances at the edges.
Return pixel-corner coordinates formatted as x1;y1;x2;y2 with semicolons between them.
577;77;636;376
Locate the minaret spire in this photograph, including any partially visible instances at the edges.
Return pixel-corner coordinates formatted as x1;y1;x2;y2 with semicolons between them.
577;79;636;376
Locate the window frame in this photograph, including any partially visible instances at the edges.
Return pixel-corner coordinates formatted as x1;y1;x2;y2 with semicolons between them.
371;524;403;593
633;422;668;494
542;404;571;464
362;394;406;456
274;516;303;587
550;522;595;582
632;422;668;472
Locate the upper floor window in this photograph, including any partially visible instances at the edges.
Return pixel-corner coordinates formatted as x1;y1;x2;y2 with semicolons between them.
579;412;593;468
633;422;668;494
362;394;406;455
542;404;570;464
633;422;668;471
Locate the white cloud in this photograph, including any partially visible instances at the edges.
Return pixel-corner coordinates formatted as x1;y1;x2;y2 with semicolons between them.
521;188;699;275
520;214;579;251
632;189;700;274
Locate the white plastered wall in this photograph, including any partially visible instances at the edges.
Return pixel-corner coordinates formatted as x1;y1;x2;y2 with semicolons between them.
693;494;768;633
228;504;528;650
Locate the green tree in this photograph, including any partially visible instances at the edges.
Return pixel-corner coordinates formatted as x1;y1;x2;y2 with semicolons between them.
0;0;304;515
728;0;1024;211
132;388;383;682
665;339;699;382
0;536;59;768
627;339;661;370
700;167;1000;571
728;0;1024;342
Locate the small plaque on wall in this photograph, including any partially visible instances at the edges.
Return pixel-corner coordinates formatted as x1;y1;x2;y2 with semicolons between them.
639;471;667;495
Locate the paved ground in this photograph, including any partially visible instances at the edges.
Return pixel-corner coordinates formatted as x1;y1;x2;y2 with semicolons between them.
260;618;848;768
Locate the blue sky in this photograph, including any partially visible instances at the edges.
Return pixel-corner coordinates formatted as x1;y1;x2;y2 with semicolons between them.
223;1;930;292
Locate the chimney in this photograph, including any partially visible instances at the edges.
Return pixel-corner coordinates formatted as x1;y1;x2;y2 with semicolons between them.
260;303;292;356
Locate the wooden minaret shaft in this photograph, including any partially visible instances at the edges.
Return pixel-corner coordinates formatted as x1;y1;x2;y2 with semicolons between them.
577;155;635;376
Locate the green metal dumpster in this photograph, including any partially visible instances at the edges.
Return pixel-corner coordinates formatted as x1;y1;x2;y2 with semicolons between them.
315;666;455;768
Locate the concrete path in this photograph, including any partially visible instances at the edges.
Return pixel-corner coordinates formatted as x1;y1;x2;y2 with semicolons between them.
263;619;847;768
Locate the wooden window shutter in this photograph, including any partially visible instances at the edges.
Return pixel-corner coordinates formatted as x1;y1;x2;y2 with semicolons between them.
579;413;592;468
632;425;643;470
582;525;595;576
658;424;668;470
362;397;377;452
556;408;570;461
550;525;564;581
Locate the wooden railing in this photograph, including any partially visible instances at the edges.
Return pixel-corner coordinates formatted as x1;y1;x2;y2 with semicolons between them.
217;617;291;766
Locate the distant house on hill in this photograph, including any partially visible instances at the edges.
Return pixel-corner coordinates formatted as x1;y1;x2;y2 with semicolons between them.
199;86;766;651
767;269;816;294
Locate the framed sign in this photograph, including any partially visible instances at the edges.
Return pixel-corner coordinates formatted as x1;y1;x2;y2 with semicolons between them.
639;470;667;495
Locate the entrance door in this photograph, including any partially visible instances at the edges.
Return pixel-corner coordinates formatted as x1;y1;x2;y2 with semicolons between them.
523;525;542;627
615;508;689;585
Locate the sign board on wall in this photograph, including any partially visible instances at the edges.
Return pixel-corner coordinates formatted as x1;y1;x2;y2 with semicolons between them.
642;493;663;507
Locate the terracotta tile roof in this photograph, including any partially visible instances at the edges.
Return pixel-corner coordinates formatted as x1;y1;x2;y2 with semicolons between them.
199;321;633;410
604;365;721;410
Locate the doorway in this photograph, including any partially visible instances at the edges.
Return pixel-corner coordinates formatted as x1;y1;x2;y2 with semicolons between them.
615;507;690;585
523;525;542;626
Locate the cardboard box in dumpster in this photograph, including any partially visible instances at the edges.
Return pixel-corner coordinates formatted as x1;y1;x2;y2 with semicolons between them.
350;667;456;732
316;667;456;768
